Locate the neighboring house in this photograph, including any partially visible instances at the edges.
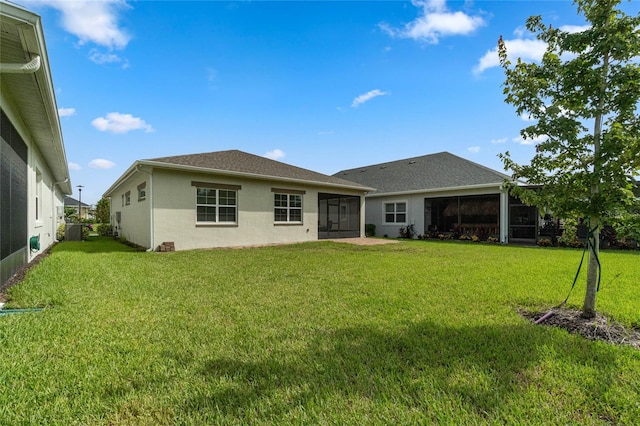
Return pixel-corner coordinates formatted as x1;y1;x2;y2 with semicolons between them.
103;150;372;251
1;1;72;285
333;152;535;244
64;196;91;220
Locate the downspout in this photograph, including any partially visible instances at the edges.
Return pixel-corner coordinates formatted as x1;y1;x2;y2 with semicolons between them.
53;178;69;241
0;55;41;74
136;165;154;251
499;185;509;244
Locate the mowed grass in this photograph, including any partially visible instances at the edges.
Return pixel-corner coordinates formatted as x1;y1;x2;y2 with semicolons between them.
0;237;638;425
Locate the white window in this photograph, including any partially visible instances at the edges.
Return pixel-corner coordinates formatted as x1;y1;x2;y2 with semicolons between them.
196;188;237;223
138;182;147;202
274;193;302;223
384;202;407;224
125;191;131;206
35;169;42;222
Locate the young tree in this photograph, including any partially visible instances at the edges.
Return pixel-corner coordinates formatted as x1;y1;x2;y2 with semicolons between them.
95;197;111;224
498;0;640;318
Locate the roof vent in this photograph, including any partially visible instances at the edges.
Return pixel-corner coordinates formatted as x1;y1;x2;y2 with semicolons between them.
408;160;416;164
380;166;386;169
360;169;367;172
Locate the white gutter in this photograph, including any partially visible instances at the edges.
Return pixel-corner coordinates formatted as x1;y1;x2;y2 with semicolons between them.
364;182;513;198
103;160;374;197
0;55;41;74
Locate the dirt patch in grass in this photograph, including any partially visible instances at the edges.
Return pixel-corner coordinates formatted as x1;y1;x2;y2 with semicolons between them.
521;308;640;350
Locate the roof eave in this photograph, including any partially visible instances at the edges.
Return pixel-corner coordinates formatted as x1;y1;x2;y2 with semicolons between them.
1;2;71;194
365;181;520;198
103;160;373;198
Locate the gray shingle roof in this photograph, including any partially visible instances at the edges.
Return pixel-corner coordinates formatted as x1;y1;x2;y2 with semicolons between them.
333;152;512;195
64;196;89;208
145;150;371;190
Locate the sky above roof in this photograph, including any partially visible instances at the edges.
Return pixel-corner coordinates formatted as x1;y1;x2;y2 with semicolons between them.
19;0;639;204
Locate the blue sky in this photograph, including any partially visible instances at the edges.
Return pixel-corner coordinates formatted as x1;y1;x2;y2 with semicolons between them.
21;0;639;204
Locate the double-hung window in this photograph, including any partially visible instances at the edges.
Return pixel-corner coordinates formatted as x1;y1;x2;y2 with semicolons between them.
193;181;240;224
384;202;406;224
273;189;304;223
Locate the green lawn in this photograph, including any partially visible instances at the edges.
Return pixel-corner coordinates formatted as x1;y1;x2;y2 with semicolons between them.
1;238;638;424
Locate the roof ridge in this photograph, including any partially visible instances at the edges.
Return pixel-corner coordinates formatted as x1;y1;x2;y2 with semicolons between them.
336;151;450;173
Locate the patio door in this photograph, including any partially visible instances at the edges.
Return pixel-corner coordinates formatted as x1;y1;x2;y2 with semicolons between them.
318;193;361;239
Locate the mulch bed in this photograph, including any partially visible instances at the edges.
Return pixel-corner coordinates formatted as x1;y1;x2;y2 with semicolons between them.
520;308;640;349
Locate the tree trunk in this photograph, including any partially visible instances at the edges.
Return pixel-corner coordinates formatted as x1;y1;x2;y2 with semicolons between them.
582;216;600;318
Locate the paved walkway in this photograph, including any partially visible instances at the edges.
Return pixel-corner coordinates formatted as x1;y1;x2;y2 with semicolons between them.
327;238;399;246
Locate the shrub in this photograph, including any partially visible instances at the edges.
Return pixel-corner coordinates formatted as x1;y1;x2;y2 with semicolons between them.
557;219;582;247
537;237;553;247
365;224;376;237
56;223;65;241
97;224;114;237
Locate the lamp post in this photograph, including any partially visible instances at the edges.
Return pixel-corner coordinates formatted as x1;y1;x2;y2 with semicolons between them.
77;185;84;220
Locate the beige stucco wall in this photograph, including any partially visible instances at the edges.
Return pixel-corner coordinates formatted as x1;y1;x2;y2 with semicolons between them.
151;169;365;251
109;171;152;249
366;186;505;239
29;143;65;257
1;94;65;259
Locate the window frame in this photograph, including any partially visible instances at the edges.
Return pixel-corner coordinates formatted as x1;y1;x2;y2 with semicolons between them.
272;188;305;225
383;201;408;224
125;191;131;206
137;182;147;202
192;181;241;226
35;168;43;224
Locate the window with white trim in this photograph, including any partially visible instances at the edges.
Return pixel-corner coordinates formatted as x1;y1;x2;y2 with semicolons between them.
196;187;237;223
274;193;302;223
35;169;42;222
137;182;147;202
384;202;406;224
125;191;131;206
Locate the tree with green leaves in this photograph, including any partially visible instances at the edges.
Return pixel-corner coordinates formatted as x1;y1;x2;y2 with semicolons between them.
95;197;110;224
498;0;640;318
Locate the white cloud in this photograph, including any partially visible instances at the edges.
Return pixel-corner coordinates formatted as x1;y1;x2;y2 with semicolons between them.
58;107;76;117
91;112;154;134
491;137;508;144
89;49;129;68
560;24;590;33
352;89;388;108
474;24;589;75
68;162;82;171
264;149;285;161
467;146;480;153
380;0;485;44
474;38;547;74
512;134;548;145
206;67;217;82
88;159;116;169
34;0;131;49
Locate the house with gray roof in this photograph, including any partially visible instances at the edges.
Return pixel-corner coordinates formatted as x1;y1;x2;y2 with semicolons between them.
1;1;72;286
64;196;91;220
103;150;372;251
334;152;536;244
